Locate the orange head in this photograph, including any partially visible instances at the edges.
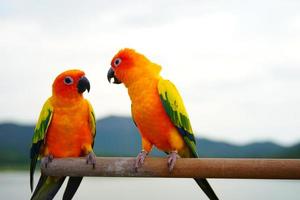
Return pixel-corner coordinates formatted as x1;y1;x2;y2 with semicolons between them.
107;48;161;87
52;69;90;99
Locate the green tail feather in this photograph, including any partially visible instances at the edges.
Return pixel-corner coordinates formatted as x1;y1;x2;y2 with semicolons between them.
62;177;83;200
30;140;43;192
194;178;219;200
31;174;66;200
30;154;38;192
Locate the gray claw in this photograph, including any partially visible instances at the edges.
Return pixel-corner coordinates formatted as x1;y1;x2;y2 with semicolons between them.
41;154;54;168
86;152;96;168
167;151;178;172
135;150;148;172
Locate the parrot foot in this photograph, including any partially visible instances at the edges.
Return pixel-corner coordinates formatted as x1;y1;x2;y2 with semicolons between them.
135;150;148;172
86;151;96;168
41;154;54;168
167;150;178;172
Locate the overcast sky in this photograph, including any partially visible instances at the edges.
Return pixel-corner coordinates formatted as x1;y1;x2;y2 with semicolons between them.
0;0;299;145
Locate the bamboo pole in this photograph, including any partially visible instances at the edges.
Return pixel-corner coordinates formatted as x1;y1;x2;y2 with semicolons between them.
41;157;300;179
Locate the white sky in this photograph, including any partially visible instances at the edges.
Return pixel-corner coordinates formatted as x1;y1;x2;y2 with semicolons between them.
0;0;300;145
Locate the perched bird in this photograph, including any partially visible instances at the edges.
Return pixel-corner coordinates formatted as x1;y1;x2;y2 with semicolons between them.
107;48;219;200
30;69;96;200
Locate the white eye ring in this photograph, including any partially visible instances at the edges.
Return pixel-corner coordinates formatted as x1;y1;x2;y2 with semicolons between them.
64;76;74;85
114;58;122;67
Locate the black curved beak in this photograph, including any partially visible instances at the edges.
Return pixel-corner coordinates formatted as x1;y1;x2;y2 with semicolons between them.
107;67;122;84
77;76;90;93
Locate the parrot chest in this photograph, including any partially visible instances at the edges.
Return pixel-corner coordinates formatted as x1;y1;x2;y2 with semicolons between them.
45;101;92;157
130;84;185;152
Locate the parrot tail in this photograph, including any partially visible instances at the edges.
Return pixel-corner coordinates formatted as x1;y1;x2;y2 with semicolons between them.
194;178;219;200
30;140;43;192
31;174;66;200
62;176;83;200
30;152;38;192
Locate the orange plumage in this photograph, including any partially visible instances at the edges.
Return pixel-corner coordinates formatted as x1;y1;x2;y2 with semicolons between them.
111;48;190;157
45;98;93;158
43;70;93;158
30;69;96;200
108;48;219;200
129;76;187;155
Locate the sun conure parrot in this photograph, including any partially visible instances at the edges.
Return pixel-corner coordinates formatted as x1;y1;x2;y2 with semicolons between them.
30;69;96;200
107;48;219;200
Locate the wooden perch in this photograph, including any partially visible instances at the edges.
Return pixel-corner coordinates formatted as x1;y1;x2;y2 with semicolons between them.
41;157;300;179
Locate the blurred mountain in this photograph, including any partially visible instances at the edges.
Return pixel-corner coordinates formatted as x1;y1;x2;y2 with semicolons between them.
0;116;299;168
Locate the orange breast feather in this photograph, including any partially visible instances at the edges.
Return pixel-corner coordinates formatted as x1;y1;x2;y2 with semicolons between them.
130;79;185;153
45;99;92;158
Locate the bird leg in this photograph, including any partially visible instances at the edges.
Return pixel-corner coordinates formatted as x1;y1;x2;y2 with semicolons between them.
135;150;148;172
168;150;179;172
86;151;96;168
41;154;54;168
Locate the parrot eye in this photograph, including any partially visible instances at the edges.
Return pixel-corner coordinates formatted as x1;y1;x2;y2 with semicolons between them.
114;58;122;67
64;76;74;85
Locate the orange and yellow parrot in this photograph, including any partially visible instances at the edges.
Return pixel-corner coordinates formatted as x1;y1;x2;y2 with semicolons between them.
30;69;96;200
107;48;219;200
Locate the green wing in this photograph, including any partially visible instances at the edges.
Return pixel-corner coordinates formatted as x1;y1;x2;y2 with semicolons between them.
158;79;198;158
86;100;96;147
30;98;53;191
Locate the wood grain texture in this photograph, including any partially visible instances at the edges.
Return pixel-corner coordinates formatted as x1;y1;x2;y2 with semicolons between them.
41;157;300;179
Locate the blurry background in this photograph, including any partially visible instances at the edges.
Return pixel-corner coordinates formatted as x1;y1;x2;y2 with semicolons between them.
0;0;299;199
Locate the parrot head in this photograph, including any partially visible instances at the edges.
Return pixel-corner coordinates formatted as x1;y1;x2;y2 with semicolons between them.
107;48;161;87
52;69;90;98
